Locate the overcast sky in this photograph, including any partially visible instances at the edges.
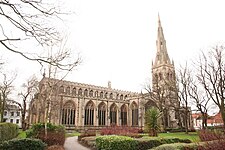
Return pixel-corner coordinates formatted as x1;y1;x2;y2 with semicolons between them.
3;0;225;97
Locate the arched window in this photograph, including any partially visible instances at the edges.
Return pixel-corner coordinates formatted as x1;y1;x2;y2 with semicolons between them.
155;74;158;80
61;101;76;126
31;104;37;124
121;104;127;126
84;89;88;97
159;73;162;80
167;73;170;80
95;91;98;97
59;86;64;94
110;93;113;99
66;86;70;95
104;92;108;99
120;94;123;100
72;88;76;96
116;94;119;99
78;88;82;96
110;103;117;125
98;102;106;126
84;101;94;126
89;90;93;97
170;73;173;80
131;102;138;126
100;92;103;99
124;95;128;100
145;100;157;112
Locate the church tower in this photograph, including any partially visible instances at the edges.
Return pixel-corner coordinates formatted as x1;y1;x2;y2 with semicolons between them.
152;15;175;82
152;15;179;128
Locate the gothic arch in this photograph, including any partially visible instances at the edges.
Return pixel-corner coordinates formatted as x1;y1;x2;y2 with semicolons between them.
61;100;76;126
84;89;88;97
110;103;118;125
159;73;162;80
104;92;108;99
98;102;106;126
120;94;123;100
95;91;98;97
66;86;70;95
30;104;37;123
109;93;113;99
100;91;103;98
145;100;157;112
72;87;76;96
59;86;64;94
121;104;127;125
78;88;82;96
84;101;95;126
131;102;138;126
89;90;93;97
116;94;119;99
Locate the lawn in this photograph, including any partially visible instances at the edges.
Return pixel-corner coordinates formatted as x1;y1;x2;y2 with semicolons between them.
158;132;200;142
17;130;26;138
17;129;80;138
65;131;80;137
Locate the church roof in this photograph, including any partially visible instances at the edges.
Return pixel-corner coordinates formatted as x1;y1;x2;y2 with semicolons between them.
40;77;139;96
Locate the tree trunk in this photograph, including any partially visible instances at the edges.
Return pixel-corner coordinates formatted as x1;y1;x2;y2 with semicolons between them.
220;108;225;131
185;109;189;134
202;113;207;129
22;114;26;131
1;94;6;123
0;93;3;122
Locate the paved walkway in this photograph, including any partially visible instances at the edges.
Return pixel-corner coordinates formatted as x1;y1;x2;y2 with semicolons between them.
64;136;90;150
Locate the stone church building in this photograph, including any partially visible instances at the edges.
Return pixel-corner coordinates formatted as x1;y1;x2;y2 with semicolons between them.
28;16;189;130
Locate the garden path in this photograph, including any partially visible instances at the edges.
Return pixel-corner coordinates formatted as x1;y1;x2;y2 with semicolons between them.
64;136;90;150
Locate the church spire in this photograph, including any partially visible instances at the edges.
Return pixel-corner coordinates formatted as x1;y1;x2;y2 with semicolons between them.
153;15;171;66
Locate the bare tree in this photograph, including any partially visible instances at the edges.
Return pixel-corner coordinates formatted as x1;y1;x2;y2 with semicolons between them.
143;78;166;130
188;79;211;129
10;76;38;130
0;73;16;122
144;76;178;131
197;45;225;129
28;39;81;136
0;0;80;70
177;64;192;134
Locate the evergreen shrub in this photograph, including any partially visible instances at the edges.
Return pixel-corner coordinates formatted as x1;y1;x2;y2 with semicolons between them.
96;135;138;150
152;143;198;150
0;138;47;150
136;139;162;150
135;137;191;150
0;122;19;143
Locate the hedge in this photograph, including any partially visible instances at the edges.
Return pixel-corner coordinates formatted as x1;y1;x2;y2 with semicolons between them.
151;143;198;150
161;137;192;144
136;137;191;150
0;138;47;150
136;139;162;150
95;135;192;150
0;122;19;143
96;135;138;150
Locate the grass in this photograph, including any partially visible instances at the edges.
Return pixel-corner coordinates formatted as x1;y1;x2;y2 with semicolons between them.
17;130;27;138
17;129;81;138
65;131;80;137
142;132;200;142
158;132;200;142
